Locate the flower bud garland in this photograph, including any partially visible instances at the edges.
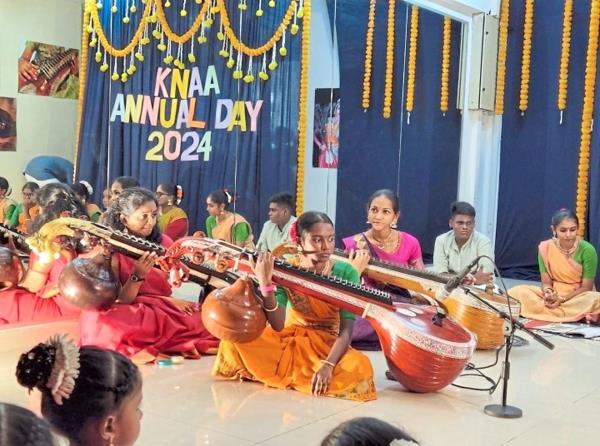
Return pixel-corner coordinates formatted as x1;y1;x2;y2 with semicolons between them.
557;0;573;124
495;0;509;115
383;0;396;119
405;5;419;124
576;0;600;235
440;16;451;115
519;0;534;114
362;0;376;111
296;0;311;216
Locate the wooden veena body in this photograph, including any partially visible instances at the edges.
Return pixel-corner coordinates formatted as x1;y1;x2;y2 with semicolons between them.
444;288;520;350
332;249;520;350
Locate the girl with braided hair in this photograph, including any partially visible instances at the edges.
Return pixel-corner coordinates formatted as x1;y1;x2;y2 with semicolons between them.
0;183;87;323
80;187;218;362
16;335;142;446
0;403;56;446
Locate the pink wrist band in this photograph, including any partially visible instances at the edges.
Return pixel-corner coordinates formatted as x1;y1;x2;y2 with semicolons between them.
259;284;276;295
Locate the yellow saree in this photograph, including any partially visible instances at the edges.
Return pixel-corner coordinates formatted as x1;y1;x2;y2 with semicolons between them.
212;263;376;401
510;240;600;322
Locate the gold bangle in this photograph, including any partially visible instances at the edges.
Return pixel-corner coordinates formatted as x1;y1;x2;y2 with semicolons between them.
320;359;336;368
263;301;279;312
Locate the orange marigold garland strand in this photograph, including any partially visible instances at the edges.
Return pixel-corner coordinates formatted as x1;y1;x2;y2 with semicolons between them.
557;0;573;124
362;0;376;111
383;0;396;119
405;5;419;124
575;0;600;236
440;16;451;115
519;0;534;115
296;0;310;216
495;0;509;115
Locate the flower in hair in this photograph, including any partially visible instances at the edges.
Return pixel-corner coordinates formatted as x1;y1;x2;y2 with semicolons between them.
223;189;232;204
289;220;298;244
46;334;80;405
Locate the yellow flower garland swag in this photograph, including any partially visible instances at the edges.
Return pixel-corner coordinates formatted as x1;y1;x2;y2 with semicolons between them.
519;0;534;115
405;5;419;125
74;3;92;180
362;0;376;111
576;0;600;236
85;0;302;84
383;0;396;119
557;0;573;124
440;16;451;115
495;0;509;115
295;0;310;216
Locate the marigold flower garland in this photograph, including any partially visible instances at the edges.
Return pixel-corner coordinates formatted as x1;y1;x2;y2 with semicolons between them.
519;0;534;114
405;5;419;124
575;0;600;236
383;0;396;119
557;0;573;124
495;0;509;115
74;4;92;180
440;16;451;115
295;0;311;216
362;0;376;111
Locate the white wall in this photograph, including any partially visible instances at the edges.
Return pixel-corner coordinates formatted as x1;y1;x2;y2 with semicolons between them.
0;0;82;194
301;0;339;220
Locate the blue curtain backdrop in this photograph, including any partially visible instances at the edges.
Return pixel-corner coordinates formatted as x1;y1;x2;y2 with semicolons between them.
335;1;462;260
76;0;300;233
495;0;598;279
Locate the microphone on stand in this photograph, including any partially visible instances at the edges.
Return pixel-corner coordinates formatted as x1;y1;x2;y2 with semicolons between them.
435;255;483;302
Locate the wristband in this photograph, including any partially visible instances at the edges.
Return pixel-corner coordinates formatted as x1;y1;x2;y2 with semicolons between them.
259;284;276;295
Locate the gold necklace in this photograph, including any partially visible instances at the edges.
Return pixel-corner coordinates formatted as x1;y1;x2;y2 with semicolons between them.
370;230;397;250
554;237;579;256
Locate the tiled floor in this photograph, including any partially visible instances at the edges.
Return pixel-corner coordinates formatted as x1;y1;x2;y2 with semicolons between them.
0;317;598;445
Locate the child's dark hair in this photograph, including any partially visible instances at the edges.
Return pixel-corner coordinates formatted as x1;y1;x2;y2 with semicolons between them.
321;417;418;446
71;181;94;202
158;183;184;205
367;189;400;214
31;183;87;233
268;192;294;212
551;208;578;228
112;176;140;190
0;402;55;446
16;345;140;445
0;176;11;195
208;189;235;210
22;182;40;193
450;201;476;218
296;211;334;240
105;187;161;243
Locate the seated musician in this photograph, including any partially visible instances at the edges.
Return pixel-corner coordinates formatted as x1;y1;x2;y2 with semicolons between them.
0;177;15;225
109;176;140;204
0;184;85;323
72;181;102;222
431;201;494;285
212;211;376;401
7;182;40;235
509;209;600;323
80;187;218;363
205;189;254;248
256;192;296;251
156;183;189;241
341;189;424;350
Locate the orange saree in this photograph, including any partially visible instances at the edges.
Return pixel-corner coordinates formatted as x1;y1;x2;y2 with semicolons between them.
509;240;600;322
212;263;376;401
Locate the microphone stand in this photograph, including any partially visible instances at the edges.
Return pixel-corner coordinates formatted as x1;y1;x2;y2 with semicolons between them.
460;286;554;418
